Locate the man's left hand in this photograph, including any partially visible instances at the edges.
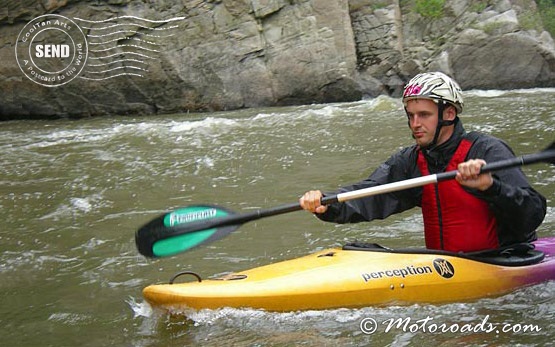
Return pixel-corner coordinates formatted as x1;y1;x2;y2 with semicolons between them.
456;159;493;191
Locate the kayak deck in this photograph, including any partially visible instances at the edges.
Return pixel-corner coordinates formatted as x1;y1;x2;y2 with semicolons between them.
143;237;555;312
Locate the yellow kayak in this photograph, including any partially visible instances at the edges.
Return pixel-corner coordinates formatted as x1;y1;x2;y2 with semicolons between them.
143;237;555;312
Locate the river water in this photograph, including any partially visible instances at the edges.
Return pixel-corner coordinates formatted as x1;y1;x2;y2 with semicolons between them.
1;89;554;346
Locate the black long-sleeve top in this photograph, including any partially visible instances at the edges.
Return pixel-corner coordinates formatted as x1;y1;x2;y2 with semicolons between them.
318;121;547;247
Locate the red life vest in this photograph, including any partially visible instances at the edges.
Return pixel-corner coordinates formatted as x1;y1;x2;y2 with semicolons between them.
417;138;499;252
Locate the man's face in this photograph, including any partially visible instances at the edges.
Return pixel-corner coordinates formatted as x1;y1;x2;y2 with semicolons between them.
405;98;440;148
405;98;457;148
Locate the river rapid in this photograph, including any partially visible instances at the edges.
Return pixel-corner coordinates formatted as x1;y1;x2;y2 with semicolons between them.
1;89;554;346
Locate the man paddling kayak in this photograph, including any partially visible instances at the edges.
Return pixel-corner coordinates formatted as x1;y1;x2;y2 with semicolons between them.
300;72;547;252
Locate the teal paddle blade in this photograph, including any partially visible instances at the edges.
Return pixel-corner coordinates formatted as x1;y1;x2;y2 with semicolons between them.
135;205;237;258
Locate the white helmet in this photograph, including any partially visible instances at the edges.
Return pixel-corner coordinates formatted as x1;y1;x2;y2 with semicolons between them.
403;72;464;114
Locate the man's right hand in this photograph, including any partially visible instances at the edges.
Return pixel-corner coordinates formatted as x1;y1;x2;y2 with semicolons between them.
299;190;328;214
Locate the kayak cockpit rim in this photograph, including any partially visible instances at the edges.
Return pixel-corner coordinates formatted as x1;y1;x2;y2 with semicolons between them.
342;241;545;267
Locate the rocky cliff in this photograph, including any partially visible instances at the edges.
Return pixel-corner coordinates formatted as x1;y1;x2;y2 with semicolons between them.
2;0;555;119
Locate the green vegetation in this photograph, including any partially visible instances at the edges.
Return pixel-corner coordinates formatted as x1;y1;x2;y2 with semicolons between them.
519;9;543;32
481;21;505;35
349;0;390;12
370;0;391;10
536;0;555;36
469;1;489;13
415;0;445;19
371;0;555;37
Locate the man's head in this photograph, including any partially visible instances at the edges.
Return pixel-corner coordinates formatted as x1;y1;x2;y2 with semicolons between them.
402;72;464;149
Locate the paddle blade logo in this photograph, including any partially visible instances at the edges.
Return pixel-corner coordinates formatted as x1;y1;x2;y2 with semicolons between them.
433;258;455;279
164;206;221;227
164;208;217;227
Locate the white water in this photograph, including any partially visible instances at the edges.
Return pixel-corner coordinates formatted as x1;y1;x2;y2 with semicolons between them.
1;90;554;346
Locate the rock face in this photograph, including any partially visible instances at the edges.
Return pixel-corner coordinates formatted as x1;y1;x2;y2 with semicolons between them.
350;0;555;94
1;0;555;119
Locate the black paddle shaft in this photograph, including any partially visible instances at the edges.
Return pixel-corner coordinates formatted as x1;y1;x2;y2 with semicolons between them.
136;141;555;257
436;144;555;182
166;142;555;236
163;202;303;236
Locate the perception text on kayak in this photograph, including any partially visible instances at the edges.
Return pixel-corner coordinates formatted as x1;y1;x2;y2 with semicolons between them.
359;315;541;335
361;264;433;282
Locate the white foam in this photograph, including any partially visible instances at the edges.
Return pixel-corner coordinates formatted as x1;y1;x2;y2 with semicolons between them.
169;117;238;133
465;87;555;97
39;194;107;220
127;296;154;319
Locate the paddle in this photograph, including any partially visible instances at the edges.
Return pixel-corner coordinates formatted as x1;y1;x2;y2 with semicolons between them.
136;141;555;257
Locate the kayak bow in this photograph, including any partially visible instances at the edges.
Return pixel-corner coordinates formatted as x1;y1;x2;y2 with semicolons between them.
143;237;555;312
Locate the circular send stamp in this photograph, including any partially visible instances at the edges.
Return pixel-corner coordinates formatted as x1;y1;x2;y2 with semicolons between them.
15;14;88;87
